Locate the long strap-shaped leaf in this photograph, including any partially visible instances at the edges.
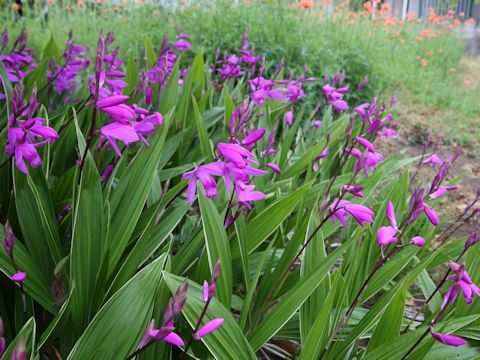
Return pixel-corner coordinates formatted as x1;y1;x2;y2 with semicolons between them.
199;191;232;309
249;242;352;351
70;151;105;334
107;109;173;274
67;256;164;360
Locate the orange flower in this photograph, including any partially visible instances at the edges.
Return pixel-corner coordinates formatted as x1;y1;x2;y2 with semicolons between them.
425;50;433;56
464;79;471;86
416;36;423;42
398;38;406;44
11;3;21;11
381;3;391;12
466;18;476;25
391;30;400;36
363;1;374;14
47;0;54;4
421;59;429;66
300;0;314;8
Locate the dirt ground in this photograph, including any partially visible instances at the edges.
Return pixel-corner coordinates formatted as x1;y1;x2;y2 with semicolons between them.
379;56;479;234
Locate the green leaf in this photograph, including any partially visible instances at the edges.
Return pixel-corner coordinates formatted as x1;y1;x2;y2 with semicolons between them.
361;246;419;302
367;283;406;352
70;152;105;334
364;315;480;360
158;62;179;115
331;281;405;357
163;272;257;360
192;96;214;162
281;116;348;179
237;182;310;256
124;51;138;94
299;272;343;360
13;167;62;275
300;207;329;341
198;192;232;308
249;243;351;350
107;110;172;273
144;36;157;68
109;200;188;294
67;256;164;360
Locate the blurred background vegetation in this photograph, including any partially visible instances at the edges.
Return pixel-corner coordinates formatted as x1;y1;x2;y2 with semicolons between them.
1;0;479;143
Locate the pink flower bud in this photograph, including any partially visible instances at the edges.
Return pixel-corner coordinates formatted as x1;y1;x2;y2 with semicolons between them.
192;318;224;340
267;163;281;174
11;271;27;283
423;204;439;226
285;110;293;126
430;329;467;346
12;338;26;360
356;136;375;153
96;95;129;108
3;221;14;258
242;128;265;146
202;281;209;303
410;236;425;247
386;201;398;231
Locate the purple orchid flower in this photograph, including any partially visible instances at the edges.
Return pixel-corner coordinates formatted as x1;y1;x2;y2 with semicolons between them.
441;262;480;308
423;154;443;167
377;226;398;246
5;85;59;174
182;163;225;204
173;34;191;52
329;198;375;227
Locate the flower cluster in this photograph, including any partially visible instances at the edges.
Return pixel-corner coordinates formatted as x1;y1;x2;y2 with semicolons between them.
136;35;178;104
89;33;163;158
47;31;90;97
354;97;398;138
0;29;37;100
182;142;266;206
96;95;163;157
323;83;349;112
376;201;425;247
329;198;375;227
6;84;59;174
